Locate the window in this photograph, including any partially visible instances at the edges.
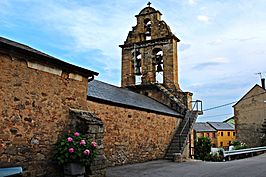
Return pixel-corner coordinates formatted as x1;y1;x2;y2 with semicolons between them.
220;142;223;147
207;133;209;137
221;132;223;136
228;132;230;136
229;141;231;146
233;132;236;136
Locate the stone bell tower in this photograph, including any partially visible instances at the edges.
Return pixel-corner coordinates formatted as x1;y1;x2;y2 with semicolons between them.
119;3;180;92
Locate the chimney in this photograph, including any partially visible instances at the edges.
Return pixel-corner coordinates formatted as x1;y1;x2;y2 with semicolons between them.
261;78;265;90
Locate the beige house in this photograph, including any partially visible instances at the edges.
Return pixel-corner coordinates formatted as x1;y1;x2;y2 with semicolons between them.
233;81;266;147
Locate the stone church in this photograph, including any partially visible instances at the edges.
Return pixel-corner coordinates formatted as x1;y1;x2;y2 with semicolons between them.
88;4;202;164
0;4;201;177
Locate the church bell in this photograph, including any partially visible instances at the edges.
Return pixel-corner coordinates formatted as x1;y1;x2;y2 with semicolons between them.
135;58;142;75
155;55;163;72
156;64;163;72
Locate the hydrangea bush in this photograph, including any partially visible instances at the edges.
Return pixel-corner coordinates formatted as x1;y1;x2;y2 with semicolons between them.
54;131;97;165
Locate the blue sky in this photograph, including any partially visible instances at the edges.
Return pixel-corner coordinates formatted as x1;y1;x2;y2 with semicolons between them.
1;0;266;122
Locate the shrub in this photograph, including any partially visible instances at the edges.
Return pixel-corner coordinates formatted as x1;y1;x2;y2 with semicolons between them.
54;131;97;166
205;153;223;162
232;140;241;147
232;140;248;150
194;136;212;160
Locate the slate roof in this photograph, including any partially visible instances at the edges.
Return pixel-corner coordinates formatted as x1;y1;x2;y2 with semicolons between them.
0;36;98;77
193;122;216;132
208;122;235;131
88;80;182;117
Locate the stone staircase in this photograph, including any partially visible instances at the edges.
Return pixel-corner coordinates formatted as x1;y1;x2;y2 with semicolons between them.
165;110;198;161
151;83;202;161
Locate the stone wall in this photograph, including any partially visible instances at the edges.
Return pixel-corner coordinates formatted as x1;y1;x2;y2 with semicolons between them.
0;53;89;176
69;109;107;177
234;85;266;147
87;100;180;166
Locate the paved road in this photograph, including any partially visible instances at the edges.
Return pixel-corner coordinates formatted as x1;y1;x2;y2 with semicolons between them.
106;153;266;177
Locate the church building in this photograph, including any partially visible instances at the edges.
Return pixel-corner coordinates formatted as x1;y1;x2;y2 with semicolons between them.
0;3;201;177
88;4;202;164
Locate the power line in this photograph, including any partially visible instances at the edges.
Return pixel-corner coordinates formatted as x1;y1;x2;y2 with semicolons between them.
203;90;266;112
203;101;236;112
199;113;232;118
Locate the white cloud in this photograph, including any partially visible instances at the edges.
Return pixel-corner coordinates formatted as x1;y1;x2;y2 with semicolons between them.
208;39;223;45
24;1;134;69
187;0;197;5
212;57;229;63
197;15;209;23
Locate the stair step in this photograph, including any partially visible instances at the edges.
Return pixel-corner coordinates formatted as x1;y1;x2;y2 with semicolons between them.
167;149;180;154
164;110;198;160
168;147;182;151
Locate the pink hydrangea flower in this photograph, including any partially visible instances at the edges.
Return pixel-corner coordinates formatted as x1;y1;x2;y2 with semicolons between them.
83;149;90;156
74;132;80;136
68;148;75;153
67;137;73;142
80;140;86;145
91;141;97;148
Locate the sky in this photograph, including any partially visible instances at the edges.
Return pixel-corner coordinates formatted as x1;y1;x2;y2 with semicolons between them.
1;0;266;122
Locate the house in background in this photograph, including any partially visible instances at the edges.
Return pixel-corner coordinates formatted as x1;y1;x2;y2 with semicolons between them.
208;122;236;149
233;79;266;147
193;122;235;149
193;122;217;147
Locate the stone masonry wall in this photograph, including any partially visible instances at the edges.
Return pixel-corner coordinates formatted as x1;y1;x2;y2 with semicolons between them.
69;109;107;177
234;85;266;147
87;100;180;166
0;53;89;176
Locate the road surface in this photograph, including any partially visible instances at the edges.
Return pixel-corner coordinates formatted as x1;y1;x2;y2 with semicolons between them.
106;153;266;177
